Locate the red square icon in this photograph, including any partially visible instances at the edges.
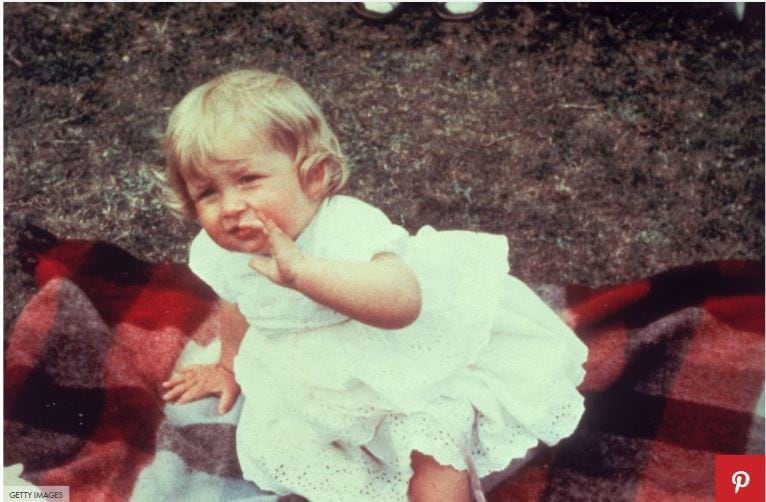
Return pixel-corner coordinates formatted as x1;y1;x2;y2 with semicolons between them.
715;455;765;502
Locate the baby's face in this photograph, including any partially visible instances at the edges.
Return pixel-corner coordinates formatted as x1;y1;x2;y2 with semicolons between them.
184;133;320;254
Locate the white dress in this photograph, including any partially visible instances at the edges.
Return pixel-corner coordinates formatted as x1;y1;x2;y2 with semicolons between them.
189;195;588;501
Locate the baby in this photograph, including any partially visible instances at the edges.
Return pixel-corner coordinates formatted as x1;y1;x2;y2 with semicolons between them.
161;69;587;502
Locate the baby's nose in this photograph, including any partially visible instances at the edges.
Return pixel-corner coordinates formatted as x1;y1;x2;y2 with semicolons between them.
220;190;247;215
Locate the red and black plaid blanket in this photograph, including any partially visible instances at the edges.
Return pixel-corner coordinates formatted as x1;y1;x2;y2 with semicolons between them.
4;227;764;501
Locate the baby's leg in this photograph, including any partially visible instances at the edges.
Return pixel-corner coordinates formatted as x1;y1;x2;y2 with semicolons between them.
409;451;469;502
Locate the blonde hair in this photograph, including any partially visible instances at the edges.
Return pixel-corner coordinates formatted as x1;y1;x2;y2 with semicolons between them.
163;69;348;218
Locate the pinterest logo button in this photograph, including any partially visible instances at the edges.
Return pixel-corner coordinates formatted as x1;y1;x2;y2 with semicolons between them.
731;471;750;494
715;455;764;502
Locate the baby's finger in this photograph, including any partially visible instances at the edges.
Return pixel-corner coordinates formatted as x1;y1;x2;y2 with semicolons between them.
261;215;280;234
175;385;207;405
162;387;185;402
255;211;272;230
249;255;278;280
162;379;184;391
263;218;292;248
240;211;265;230
256;213;292;249
163;380;193;401
163;368;197;386
177;365;203;375
218;390;237;415
162;372;191;388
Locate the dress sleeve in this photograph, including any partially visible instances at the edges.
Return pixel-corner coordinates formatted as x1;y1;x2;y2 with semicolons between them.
188;231;238;303
311;196;410;263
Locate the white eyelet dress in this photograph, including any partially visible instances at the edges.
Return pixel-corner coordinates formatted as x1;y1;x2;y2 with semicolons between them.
188;195;588;501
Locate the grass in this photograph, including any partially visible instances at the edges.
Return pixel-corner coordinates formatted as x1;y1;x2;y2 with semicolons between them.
4;3;764;332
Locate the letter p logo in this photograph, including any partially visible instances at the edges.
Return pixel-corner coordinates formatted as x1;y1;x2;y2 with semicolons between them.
716;455;764;502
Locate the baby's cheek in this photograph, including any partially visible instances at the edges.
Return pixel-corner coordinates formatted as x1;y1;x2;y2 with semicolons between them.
275;215;301;239
197;210;221;233
255;206;284;229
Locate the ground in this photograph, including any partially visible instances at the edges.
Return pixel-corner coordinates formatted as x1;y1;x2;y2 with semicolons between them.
3;3;764;332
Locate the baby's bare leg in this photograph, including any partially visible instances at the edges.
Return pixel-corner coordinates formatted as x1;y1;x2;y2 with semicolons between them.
409;451;470;502
162;300;248;414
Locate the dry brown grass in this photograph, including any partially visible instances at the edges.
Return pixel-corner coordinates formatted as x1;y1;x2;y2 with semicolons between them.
4;3;764;332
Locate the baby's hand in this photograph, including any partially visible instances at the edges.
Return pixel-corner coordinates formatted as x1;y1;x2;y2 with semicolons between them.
248;214;306;287
162;364;240;415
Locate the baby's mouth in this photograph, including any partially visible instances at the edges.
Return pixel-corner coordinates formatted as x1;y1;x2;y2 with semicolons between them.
229;226;262;240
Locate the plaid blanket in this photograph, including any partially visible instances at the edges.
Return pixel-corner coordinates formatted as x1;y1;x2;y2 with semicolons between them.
5;227;764;501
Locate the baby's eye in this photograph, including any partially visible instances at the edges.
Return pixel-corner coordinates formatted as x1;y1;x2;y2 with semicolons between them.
239;174;262;185
195;187;216;201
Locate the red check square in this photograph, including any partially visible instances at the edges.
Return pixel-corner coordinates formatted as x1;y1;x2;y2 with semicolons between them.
715;455;765;502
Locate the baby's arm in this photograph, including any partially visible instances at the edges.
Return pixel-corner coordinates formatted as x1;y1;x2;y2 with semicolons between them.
250;217;422;329
216;300;249;372
162;300;248;414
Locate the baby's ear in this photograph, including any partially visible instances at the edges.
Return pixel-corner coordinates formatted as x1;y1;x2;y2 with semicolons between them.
304;160;327;200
